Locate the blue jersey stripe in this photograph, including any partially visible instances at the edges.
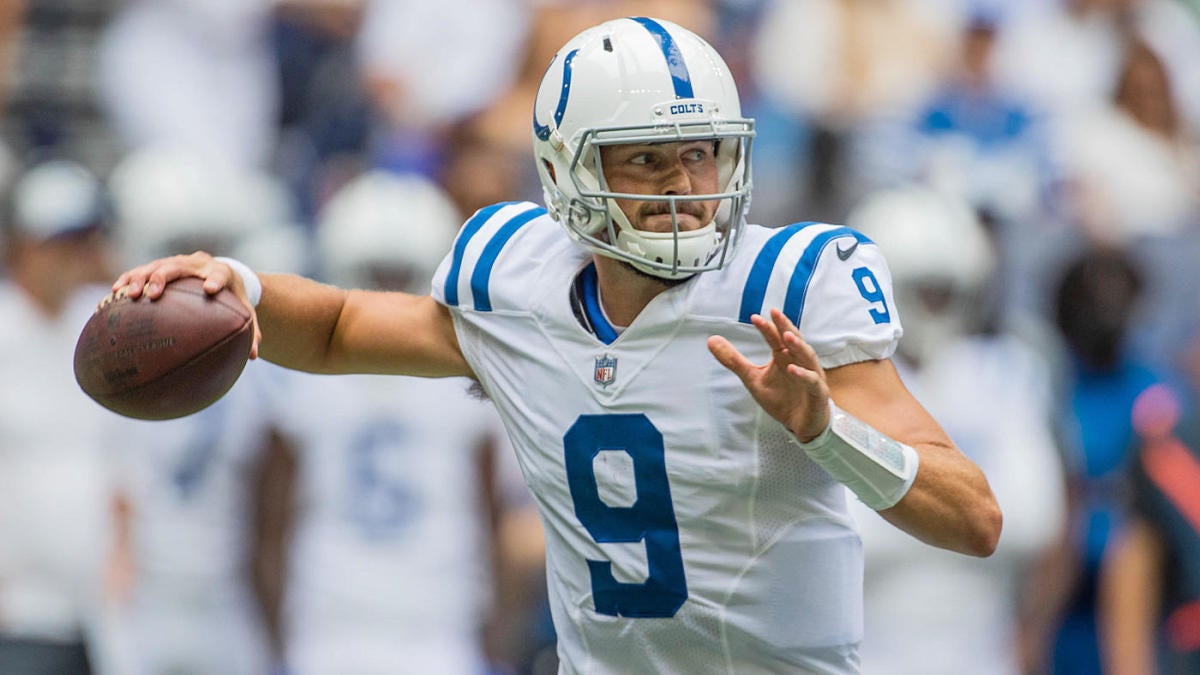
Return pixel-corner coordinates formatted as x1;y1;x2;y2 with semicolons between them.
470;205;547;311
443;202;517;307
737;222;816;323
781;227;873;323
533;49;579;141
581;263;619;345
631;17;694;99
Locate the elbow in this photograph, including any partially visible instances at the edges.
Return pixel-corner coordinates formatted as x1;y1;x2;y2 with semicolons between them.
966;500;1003;558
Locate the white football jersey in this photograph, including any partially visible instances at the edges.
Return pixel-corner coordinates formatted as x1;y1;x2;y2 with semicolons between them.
852;335;1064;675
115;359;281;675
432;202;902;674
119;360;279;585
272;370;507;675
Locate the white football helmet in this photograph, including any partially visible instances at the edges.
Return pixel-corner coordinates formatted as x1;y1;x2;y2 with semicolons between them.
532;17;754;279
847;186;996;365
108;147;296;266
11;159;107;240
316;170;460;293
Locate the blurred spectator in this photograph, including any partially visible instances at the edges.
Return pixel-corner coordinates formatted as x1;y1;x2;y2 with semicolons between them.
1022;246;1166;675
993;0;1133;123
750;0;959;220
270;1;371;224
95;0;280;169
1100;384;1200;675
438;116;539;221
0;0;24;110
0;159;121;675
441;0;728;228
271;170;545;675
879;8;1057;224
853;3;1066;322
464;0;716;200
355;0;530;175
846;186;1066;675
0;0;122;172
994;0;1200;133
1055;38;1200;244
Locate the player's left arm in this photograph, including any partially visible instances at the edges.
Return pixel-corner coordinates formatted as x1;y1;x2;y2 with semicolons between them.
709;308;1001;557
827;355;1002;557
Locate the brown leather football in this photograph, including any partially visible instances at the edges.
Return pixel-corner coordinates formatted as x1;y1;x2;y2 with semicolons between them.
73;277;253;420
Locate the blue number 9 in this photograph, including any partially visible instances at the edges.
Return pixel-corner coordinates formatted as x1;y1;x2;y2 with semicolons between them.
852;266;891;324
563;414;688;618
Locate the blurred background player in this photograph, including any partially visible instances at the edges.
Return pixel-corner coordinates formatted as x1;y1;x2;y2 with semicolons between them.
1019;245;1170;675
102;146;305;675
95;0;282;169
271;170;543;675
0;158;123;675
845;186;1066;675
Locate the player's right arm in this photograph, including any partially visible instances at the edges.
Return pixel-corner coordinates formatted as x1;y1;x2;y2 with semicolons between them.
113;252;474;379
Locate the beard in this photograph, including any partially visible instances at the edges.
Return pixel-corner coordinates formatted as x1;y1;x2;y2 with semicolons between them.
620;259;692;287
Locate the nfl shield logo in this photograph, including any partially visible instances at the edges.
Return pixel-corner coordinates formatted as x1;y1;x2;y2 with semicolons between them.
594;354;618;388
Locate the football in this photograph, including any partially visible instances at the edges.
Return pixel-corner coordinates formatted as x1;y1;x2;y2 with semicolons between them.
73;277;254;420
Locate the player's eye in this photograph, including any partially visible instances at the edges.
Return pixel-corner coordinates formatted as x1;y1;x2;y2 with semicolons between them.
681;145;713;163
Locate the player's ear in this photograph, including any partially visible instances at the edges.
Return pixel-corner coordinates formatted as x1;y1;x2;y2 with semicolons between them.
543;160;556;183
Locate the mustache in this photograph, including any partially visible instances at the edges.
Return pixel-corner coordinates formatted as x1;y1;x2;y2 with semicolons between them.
640;202;708;218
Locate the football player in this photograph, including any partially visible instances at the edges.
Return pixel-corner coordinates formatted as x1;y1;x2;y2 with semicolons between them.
0;159;120;675
273;171;541;675
104;148;299;675
845;187;1065;675
115;17;1002;674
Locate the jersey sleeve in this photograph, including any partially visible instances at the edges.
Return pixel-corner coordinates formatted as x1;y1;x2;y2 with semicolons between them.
430;201;556;391
430;201;548;311
737;223;903;369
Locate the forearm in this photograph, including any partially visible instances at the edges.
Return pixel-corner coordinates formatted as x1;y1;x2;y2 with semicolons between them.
876;440;1003;557
827;360;1001;557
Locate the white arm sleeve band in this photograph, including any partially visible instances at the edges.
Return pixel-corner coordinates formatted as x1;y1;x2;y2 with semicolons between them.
795;401;920;510
213;256;262;308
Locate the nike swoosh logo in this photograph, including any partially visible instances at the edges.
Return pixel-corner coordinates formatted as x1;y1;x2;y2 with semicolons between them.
836;240;859;261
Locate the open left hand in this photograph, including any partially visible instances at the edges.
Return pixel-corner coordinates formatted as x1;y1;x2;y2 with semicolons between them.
707;308;831;442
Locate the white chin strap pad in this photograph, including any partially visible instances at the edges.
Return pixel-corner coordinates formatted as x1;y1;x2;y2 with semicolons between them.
616;220;718;279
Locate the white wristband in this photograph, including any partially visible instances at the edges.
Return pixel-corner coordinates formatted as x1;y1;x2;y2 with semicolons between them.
795;401;920;511
213;256;262;307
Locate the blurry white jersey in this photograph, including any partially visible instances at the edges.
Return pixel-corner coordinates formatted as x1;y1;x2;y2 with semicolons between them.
115;359;281;675
274;371;504;675
851;335;1064;675
0;284;116;640
432;202;902;674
